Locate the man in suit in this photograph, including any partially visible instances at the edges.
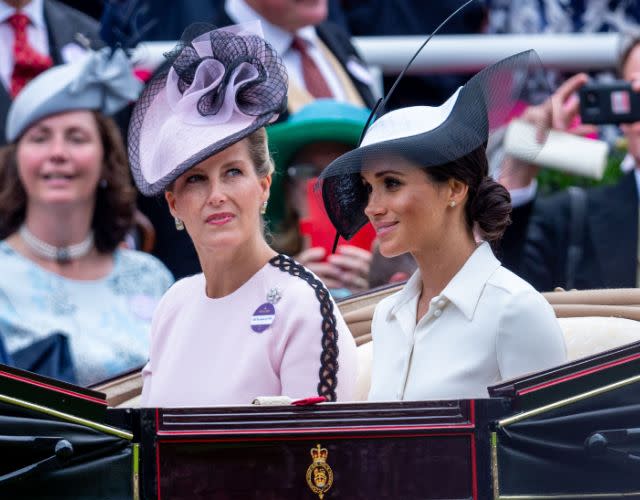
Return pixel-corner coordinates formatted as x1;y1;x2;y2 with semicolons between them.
499;38;640;291
213;0;377;116
520;169;637;291
0;0;101;146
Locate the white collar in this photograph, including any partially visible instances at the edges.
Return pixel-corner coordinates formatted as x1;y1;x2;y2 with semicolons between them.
387;242;501;322
226;0;291;56
0;0;45;30
225;0;318;56
621;152;636;173
294;26;319;46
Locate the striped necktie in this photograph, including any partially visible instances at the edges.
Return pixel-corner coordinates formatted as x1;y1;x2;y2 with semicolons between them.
291;36;332;99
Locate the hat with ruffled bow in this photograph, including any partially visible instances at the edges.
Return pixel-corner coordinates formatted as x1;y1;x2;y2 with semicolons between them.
5;47;143;143
128;22;288;196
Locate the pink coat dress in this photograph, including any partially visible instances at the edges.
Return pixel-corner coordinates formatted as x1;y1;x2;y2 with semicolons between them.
141;258;357;407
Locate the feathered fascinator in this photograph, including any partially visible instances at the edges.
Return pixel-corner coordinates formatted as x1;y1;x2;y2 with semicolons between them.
5;0;150;142
317;1;552;242
128;22;288;196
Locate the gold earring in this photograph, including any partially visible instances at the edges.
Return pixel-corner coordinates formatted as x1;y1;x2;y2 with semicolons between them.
449;200;456;208
174;217;185;230
260;201;268;215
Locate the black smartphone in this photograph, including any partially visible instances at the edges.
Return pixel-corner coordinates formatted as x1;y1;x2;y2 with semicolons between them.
579;81;640;124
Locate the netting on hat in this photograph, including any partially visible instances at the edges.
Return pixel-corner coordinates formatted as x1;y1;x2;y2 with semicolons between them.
168;26;287;118
128;23;288;196
317;50;551;240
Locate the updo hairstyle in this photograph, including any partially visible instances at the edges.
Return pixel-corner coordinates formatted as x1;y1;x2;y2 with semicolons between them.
425;146;511;247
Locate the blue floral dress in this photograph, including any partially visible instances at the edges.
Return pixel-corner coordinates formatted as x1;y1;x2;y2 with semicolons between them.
0;241;174;386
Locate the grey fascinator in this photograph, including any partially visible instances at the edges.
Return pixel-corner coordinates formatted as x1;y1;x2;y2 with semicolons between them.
6;47;143;142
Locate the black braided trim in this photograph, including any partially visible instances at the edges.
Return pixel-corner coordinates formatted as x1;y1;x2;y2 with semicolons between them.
269;254;339;402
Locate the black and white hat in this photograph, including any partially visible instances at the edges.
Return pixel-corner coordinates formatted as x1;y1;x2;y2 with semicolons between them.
318;49;550;241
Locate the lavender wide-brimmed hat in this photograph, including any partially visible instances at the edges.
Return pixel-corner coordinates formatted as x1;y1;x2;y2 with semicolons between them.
128;22;288;196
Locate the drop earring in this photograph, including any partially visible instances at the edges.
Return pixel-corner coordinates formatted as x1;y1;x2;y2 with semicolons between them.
174;217;185;230
260;201;268;215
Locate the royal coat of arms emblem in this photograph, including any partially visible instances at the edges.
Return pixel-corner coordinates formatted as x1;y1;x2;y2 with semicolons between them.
306;444;334;498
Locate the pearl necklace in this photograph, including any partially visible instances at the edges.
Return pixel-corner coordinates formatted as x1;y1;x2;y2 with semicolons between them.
19;225;94;264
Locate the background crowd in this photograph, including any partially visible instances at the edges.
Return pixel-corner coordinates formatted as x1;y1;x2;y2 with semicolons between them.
1;0;640;389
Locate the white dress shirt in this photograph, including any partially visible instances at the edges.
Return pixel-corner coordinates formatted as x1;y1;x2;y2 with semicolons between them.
225;0;347;100
368;242;567;401
509;178;538;208
0;0;49;92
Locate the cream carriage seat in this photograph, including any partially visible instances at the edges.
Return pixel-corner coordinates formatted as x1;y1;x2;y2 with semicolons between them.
560;316;640;360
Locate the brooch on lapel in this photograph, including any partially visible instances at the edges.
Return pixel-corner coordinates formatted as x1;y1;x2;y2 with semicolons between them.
250;287;282;333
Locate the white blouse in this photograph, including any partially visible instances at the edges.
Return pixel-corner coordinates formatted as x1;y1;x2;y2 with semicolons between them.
368;242;567;401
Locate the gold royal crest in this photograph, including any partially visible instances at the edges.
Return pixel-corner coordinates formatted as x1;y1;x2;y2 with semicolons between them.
306;444;334;499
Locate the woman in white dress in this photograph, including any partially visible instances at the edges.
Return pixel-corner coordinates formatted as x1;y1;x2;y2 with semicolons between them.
319;51;567;401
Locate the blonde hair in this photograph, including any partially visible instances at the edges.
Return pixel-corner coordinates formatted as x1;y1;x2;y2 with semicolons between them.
246;127;274;177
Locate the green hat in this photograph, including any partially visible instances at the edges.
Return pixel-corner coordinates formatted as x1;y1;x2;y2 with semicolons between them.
266;99;371;229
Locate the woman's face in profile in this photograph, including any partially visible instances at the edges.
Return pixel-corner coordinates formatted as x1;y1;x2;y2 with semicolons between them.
166;138;271;253
16;110;104;209
361;158;450;258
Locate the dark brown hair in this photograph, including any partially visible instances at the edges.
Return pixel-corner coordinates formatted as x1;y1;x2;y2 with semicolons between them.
0;112;136;253
425;146;512;247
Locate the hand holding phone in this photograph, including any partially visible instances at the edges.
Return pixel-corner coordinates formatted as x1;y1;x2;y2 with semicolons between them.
502;73;606;181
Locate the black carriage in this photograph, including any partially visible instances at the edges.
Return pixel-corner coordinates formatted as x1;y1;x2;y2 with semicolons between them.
2;287;640;499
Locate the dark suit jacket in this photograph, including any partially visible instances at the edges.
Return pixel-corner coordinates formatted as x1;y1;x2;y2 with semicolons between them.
312;21;376;110
343;0;486;108
514;172;638;291
497;199;536;275
0;0;101;145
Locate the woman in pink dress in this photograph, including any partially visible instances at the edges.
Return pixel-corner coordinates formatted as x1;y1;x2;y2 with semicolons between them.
129;23;357;407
